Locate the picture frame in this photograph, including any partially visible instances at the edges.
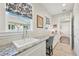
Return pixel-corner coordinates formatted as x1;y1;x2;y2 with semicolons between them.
45;17;50;25
37;15;43;28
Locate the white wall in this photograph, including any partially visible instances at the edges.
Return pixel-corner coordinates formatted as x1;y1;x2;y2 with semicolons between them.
0;3;5;32
73;4;79;55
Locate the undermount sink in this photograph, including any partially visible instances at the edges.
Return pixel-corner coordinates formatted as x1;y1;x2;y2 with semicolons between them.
12;38;39;49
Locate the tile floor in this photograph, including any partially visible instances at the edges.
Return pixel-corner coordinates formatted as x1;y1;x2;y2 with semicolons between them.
53;36;74;56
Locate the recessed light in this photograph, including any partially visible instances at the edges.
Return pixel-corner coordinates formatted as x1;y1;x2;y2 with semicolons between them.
62;3;66;7
62;9;66;12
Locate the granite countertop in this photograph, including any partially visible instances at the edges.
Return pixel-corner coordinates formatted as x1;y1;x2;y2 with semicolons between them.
0;43;18;56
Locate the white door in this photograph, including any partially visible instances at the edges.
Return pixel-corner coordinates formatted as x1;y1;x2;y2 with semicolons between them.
73;4;79;56
60;21;70;37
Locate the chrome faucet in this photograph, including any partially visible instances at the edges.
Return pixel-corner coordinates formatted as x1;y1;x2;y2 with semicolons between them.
22;29;27;39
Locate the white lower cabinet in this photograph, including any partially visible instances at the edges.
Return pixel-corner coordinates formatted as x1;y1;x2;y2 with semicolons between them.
17;41;46;56
41;41;46;56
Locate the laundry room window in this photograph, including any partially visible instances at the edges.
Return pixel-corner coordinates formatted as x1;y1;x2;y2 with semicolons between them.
8;23;16;32
6;3;33;32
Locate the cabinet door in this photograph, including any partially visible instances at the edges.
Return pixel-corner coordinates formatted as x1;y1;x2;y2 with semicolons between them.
41;41;46;56
28;46;42;56
28;41;46;56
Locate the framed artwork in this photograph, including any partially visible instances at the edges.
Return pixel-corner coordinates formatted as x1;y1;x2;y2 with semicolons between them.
53;24;57;28
44;17;50;31
37;15;43;28
45;17;50;25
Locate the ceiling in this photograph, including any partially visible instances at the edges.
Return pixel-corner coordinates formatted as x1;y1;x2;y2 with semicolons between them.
40;3;74;16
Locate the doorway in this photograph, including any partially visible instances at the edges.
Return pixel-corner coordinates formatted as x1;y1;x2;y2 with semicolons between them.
60;21;71;45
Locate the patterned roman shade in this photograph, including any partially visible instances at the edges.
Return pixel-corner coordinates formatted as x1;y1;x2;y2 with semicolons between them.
6;3;32;19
